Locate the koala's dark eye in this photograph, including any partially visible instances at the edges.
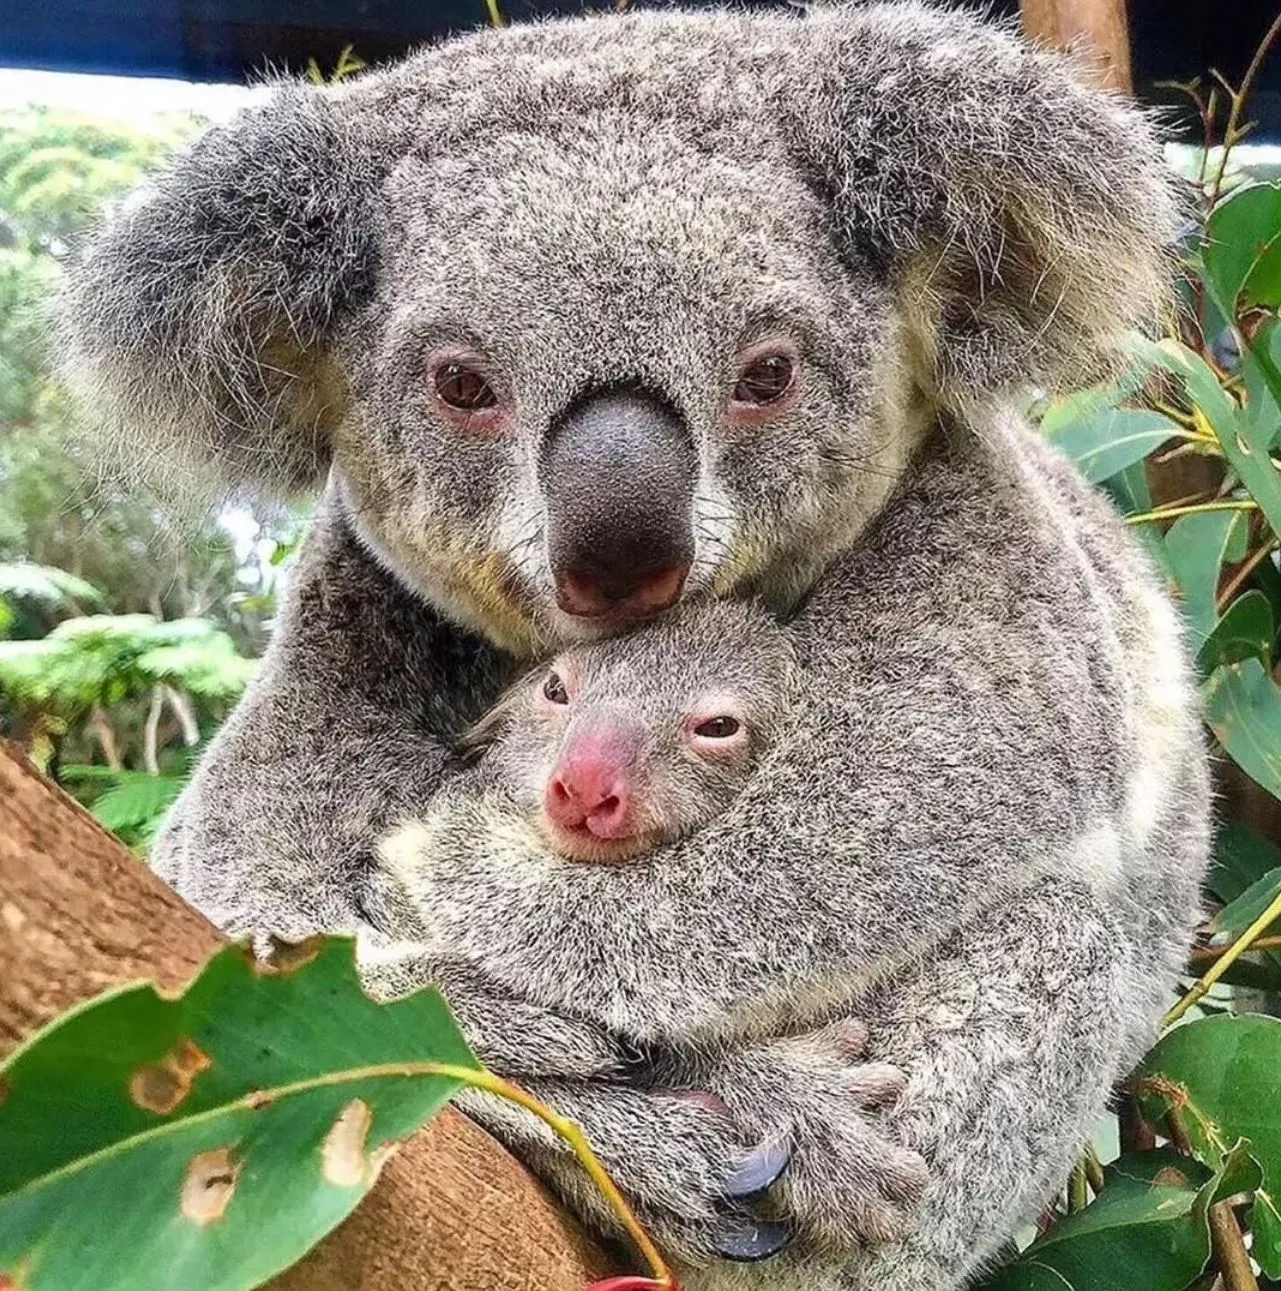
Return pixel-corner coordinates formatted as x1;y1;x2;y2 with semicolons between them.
543;672;570;705
434;362;498;412
733;354;795;406
694;716;740;738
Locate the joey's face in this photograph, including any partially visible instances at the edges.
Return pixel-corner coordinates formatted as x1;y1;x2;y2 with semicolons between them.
478;601;794;862
330;39;920;656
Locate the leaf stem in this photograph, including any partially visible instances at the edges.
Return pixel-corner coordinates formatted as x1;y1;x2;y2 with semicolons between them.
1125;500;1257;527
1165;887;1281;1026
1209;1200;1260;1291
417;1065;677;1290
1190;933;1281;961
1218;539;1280;612
1068;1160;1088;1213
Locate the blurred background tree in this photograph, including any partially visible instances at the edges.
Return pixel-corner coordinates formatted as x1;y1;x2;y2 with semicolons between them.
0;106;300;845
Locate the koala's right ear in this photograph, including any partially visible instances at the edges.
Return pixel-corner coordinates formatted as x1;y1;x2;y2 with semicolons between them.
60;85;384;496
776;3;1184;410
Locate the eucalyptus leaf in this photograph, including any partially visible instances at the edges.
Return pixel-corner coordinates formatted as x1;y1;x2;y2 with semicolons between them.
1211;821;1281;905
1211;867;1281;944
1136;1014;1281;1276
1203;183;1281;315
1198;589;1275;673
0;936;481;1291
970;1148;1234;1291
1127;334;1281;540
1164;509;1250;645
1046;407;1177;486
1204;658;1281;801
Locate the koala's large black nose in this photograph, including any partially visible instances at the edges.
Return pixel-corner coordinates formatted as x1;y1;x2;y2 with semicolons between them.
541;388;695;621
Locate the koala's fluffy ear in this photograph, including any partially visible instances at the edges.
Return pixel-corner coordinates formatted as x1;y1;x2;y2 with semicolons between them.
60;85;383;496
778;2;1183;406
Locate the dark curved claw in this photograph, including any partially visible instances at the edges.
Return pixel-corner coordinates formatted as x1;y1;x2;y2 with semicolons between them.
712;1216;795;1262
721;1137;792;1201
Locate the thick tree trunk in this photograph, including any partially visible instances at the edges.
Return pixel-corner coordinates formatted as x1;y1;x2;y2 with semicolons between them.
1020;0;1132;91
0;741;613;1291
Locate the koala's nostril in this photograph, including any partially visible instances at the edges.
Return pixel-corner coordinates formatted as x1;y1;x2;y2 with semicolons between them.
556;563;688;619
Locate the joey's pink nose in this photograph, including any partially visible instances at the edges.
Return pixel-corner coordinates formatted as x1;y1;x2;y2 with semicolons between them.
545;734;639;839
555;563;688;621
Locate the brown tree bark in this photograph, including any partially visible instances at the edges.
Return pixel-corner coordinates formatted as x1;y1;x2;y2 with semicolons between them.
1021;0;1133;92
0;741;613;1291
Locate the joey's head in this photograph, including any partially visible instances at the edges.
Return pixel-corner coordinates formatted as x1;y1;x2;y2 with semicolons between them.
63;5;1179;655
467;600;793;863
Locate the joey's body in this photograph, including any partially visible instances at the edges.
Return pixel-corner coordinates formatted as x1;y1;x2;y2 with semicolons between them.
63;5;1209;1288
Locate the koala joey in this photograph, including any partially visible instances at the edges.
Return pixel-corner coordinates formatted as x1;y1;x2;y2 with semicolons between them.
412;597;792;868
62;4;1210;1289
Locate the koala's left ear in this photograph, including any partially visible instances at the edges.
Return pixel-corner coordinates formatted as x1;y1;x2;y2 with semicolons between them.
60;83;390;499
776;2;1183;406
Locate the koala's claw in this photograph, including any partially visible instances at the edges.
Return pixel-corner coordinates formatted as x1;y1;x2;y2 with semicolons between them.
721;1136;792;1201
712;1215;796;1262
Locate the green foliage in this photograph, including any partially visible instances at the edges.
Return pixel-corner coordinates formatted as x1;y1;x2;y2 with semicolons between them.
0;938;479;1291
980;1147;1261;1291
0;614;257;715
0;106;296;828
1137;1016;1281;1275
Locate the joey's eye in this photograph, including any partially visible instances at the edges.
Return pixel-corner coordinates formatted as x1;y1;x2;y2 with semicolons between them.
543;672;570;705
732;353;795;406
694;716;740;739
433;362;498;412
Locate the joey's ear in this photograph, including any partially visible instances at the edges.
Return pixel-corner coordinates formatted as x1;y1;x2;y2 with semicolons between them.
60;84;385;497
776;3;1183;406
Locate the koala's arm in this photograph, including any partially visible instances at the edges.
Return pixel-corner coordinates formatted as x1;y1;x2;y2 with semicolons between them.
150;488;512;941
451;877;1129;1290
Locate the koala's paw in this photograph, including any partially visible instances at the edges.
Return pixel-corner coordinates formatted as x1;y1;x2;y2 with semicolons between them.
719;1019;930;1253
458;1081;795;1264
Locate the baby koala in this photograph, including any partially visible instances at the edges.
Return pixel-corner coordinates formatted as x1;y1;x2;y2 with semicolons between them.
360;595;794;1016
448;596;794;864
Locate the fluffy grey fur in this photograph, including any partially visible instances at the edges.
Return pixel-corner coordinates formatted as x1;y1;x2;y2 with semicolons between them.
60;4;1209;1288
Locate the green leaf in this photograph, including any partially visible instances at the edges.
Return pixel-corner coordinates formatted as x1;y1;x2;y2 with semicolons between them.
1100;459;1153;518
1164;509;1250;645
1204;183;1281;316
1128;333;1281;541
1198;589;1276;673
972;1149;1224;1291
0;561;106;611
1046;408;1177;486
1211;867;1281;943
1137;1014;1281;1276
1204;658;1281;801
86;770;187;835
0;936;480;1291
1244;317;1281;452
1211;821;1281;905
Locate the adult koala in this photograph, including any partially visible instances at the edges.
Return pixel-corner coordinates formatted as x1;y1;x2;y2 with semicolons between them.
62;3;1208;1288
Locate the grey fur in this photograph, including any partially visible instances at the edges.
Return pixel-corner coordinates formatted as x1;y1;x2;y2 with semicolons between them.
59;4;1208;1289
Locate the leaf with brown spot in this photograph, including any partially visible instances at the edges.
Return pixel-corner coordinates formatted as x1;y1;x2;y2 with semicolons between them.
0;937;478;1291
322;1099;373;1188
182;1148;240;1226
130;1038;212;1115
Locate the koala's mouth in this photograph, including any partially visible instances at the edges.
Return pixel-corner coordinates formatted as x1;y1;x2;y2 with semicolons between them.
537;813;660;865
